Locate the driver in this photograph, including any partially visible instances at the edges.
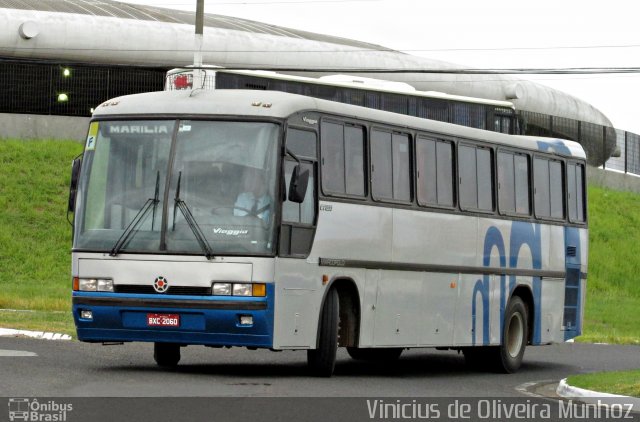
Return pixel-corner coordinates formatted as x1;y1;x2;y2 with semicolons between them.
234;168;271;224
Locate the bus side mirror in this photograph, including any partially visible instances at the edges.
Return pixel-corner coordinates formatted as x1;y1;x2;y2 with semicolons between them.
288;165;309;203
68;157;82;213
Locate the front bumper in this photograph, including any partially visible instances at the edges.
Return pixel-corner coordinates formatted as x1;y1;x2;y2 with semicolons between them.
72;284;274;348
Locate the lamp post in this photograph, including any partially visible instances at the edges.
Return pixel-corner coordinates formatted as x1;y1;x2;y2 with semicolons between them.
193;0;204;89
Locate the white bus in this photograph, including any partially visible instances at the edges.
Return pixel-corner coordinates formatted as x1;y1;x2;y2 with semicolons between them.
70;89;587;376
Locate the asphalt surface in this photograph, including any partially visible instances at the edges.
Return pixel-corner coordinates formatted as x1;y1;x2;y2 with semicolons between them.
1;337;638;398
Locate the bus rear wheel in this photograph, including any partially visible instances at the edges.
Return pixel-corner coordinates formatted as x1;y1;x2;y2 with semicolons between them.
494;296;528;373
153;342;181;367
463;296;528;373
347;347;403;361
307;288;339;377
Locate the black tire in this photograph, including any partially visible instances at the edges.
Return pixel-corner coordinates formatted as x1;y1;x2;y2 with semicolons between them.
493;296;528;373
463;296;528;373
153;342;181;367
307;288;339;377
346;347;403;361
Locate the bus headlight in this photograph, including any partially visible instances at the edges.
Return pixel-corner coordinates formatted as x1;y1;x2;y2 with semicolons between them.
97;279;114;292
213;283;232;296
77;278;113;292
232;283;252;296
78;278;97;291
212;282;266;296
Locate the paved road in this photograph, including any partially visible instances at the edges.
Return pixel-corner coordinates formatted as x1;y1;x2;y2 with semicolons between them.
1;337;638;398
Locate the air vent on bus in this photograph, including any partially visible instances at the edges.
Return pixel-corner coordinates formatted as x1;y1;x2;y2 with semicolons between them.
566;246;577;257
245;83;268;90
114;285;212;295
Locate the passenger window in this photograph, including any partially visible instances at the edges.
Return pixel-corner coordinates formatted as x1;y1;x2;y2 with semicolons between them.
567;163;585;223
371;130;393;200
459;144;493;212
345;126;366;196
498;151;530;215
320;122;344;194
320;121;365;197
416;137;454;207
392;133;411;201
371;129;411;202
534;157;565;219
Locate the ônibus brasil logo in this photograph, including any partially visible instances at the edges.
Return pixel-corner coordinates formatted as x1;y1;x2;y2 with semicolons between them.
8;398;73;421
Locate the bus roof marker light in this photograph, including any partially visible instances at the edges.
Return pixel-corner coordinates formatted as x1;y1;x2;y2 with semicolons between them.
57;93;69;103
62;68;71;77
251;101;262;107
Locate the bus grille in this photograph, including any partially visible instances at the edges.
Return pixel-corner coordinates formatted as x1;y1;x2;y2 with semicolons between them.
114;285;212;295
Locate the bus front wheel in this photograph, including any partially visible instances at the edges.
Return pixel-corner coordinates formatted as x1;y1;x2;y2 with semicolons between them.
153;342;181;367
307;288;339;377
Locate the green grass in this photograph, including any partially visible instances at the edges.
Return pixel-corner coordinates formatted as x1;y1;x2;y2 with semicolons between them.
0;139;82;334
567;370;640;397
580;187;640;344
0;140;639;344
0;310;75;337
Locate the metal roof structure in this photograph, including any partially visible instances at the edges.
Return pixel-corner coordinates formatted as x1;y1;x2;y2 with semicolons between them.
0;0;391;50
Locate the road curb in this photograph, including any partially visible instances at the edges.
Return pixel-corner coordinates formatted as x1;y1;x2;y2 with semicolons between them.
0;327;72;341
557;378;640;410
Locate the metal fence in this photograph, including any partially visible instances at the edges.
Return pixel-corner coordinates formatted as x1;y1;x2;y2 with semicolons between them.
0;59;166;117
2;59;640;176
504;111;640;176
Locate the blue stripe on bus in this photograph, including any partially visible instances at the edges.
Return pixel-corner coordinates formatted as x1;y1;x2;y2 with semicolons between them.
564;226;582;341
73;283;275;348
473;221;542;346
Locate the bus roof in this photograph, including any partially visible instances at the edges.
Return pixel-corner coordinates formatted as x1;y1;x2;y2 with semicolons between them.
93;89;585;160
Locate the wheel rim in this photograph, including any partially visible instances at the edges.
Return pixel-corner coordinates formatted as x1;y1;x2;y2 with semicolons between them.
506;312;524;358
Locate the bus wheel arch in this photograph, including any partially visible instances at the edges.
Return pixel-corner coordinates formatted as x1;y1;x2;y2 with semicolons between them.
510;285;534;345
333;278;361;348
313;277;361;348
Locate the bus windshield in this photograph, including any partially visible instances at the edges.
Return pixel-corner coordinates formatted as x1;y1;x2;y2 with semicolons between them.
74;120;280;256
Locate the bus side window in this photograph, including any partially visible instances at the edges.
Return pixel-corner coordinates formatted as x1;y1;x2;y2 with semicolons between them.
284;128;317;225
567;162;585;223
459;144;494;212
283;160;315;224
416;137;454;207
371;129;411;202
534;157;565;220
320;121;365;197
498;151;530;216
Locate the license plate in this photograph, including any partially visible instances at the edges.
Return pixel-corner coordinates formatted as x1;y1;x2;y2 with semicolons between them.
147;313;180;327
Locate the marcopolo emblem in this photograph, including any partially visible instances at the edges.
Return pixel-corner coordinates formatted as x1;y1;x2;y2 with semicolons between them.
153;276;169;293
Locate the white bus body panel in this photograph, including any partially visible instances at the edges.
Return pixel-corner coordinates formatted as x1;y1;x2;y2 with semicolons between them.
283;199;583;350
72;253;276;287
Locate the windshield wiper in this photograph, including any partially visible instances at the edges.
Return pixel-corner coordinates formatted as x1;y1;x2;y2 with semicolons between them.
109;171;160;257
172;171;215;260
